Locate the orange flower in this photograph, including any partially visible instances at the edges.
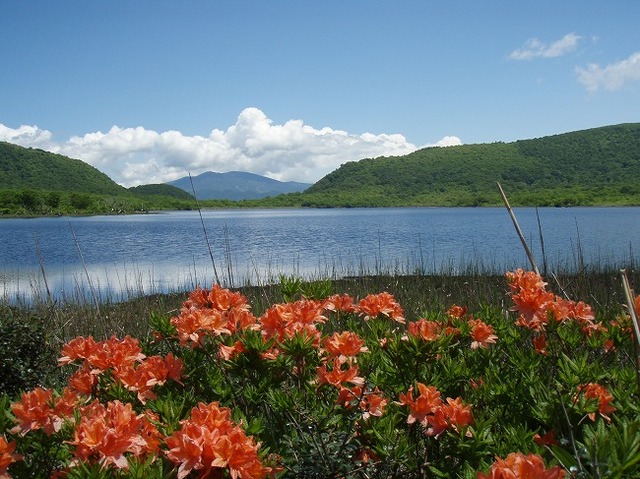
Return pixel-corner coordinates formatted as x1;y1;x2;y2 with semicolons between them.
360;388;388;420
398;383;442;427
506;270;555;331
218;340;247;360
532;334;548;355
317;358;365;389
323;293;357;313
58;336;98;366
477;452;565;479
577;383;617;422
534;430;559;446
70;400;160;469
0;435;22;478
11;387;55;435
469;319;498;349
356;292;405;323
259;299;326;347
323;331;368;360
165;402;272;479
407;319;443;341
447;304;467;319
67;362;98;395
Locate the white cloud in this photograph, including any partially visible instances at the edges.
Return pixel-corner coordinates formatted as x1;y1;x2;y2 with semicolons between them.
0;108;461;187
576;51;640;92
0;123;52;148
509;33;582;60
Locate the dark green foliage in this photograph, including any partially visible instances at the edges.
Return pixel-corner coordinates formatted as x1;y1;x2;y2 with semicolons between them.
0;141;126;195
128;183;195;200
299;123;640;207
0;307;58;397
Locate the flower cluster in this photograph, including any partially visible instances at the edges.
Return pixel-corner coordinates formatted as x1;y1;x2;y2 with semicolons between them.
165;402;273;479
506;269;598;333
477;452;565;479
69;400;160;469
60;335;183;403
398;383;473;437
0;436;21;479
575;382;617;422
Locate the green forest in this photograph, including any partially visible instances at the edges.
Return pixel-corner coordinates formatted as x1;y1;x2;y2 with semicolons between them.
1;123;640;216
276;122;640;207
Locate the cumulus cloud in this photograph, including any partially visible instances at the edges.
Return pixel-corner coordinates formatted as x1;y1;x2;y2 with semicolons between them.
0;107;461;187
576;51;640;92
509;33;582;60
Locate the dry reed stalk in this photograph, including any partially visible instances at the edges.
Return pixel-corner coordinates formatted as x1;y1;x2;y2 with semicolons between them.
189;172;221;285
620;269;640;388
68;219;101;320
496;182;540;275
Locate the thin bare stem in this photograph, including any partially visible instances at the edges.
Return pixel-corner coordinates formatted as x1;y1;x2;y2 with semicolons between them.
189;173;221;285
620;269;640;389
497;182;539;275
68;219;101;319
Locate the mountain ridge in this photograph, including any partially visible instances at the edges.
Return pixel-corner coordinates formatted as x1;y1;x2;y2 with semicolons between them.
167;171;311;200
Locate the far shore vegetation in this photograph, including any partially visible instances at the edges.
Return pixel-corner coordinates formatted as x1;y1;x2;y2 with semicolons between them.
2;123;640;217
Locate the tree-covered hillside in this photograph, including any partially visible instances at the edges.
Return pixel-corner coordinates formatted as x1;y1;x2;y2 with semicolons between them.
0;142;195;216
128;184;194;200
0;142;126;195
297;123;640;207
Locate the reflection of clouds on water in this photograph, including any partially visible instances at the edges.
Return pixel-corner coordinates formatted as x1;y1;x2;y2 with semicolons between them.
2;207;640;305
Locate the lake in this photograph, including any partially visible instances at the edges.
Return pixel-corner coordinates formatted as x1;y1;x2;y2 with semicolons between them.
1;207;639;304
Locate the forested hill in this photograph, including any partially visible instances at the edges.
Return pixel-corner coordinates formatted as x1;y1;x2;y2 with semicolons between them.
299;123;640;207
0;141;126;195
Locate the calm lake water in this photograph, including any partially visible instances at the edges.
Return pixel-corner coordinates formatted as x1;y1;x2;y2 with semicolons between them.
1;207;639;303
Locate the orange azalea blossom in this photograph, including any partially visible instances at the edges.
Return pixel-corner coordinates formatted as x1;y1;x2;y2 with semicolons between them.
406;318;443;341
184;284;250;312
426;397;474;438
398;383;442;427
635;294;640;317
506;270;600;334
259;299;327;347
165;402;272;479
469;319;498;349
59;335;146;372
355;292;406;324
58;335;99;365
447;304;468;319
336;386;388;420
70;400;161;470
477;452;565;479
532;334;548;355
576;383;617;422
219;340;247;360
113;353;183;403
534;430;559;446
10;387;57;436
323;293;357;313
323;331;368;360
399;383;473;436
0;435;22;478
317;358;365;389
506;270;555;331
171;284;257;347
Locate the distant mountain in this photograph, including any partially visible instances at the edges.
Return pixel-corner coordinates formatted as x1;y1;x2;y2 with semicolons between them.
168;171;311;200
0;141;126;195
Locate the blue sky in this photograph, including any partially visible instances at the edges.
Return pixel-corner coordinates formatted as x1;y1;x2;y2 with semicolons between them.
1;1;639;186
